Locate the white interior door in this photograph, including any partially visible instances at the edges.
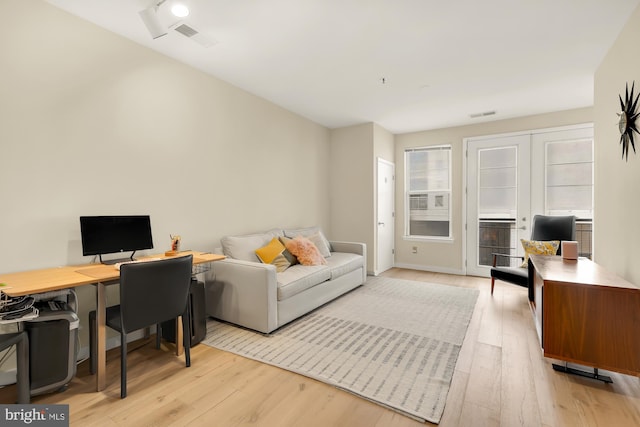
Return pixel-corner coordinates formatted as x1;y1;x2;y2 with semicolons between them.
466;135;531;277
376;158;395;275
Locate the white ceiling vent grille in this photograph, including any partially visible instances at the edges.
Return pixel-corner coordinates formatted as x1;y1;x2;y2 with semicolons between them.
171;22;217;48
174;23;198;37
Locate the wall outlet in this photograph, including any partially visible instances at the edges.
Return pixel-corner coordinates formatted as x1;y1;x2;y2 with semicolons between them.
412;246;418;254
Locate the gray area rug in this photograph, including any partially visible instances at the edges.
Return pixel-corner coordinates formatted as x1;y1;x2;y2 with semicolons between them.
202;276;479;423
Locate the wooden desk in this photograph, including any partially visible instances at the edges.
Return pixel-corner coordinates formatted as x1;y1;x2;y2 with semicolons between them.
0;251;224;392
530;255;640;380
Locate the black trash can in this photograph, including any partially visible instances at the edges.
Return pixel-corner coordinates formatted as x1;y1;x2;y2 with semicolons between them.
25;299;79;396
161;278;206;346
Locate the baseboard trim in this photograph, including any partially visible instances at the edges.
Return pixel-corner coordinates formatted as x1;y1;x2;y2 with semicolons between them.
393;263;465;276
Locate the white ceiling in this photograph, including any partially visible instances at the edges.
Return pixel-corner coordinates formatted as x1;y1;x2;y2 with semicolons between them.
46;0;639;134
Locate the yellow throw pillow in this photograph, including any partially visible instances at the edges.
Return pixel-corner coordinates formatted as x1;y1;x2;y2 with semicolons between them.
255;237;291;272
520;239;560;267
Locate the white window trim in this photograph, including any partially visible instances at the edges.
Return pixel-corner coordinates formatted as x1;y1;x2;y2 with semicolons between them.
403;235;454;243
403;144;453;240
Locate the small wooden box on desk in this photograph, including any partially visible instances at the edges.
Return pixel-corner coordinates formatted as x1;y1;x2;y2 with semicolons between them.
529;254;640;380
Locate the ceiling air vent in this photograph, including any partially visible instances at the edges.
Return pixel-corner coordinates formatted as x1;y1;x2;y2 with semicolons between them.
174;23;198;38
171;22;217;48
469;110;496;119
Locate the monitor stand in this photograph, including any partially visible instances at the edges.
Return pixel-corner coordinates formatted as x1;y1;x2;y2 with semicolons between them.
99;252;136;265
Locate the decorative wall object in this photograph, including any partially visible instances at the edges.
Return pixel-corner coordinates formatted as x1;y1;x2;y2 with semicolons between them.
618;81;640;161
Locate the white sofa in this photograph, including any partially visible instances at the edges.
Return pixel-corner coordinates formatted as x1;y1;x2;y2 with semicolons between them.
204;226;366;333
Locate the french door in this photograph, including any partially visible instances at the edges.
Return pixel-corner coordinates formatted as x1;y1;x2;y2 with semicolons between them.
465;125;594;277
466;134;531;277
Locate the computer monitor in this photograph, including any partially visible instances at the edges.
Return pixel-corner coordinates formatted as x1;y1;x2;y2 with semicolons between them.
80;215;153;263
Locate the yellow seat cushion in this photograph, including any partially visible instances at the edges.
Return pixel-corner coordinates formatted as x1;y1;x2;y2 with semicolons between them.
520;239;560;267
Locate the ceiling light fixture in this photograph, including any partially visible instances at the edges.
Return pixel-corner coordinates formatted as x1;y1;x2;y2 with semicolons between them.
139;1;191;39
139;0;168;39
171;3;190;18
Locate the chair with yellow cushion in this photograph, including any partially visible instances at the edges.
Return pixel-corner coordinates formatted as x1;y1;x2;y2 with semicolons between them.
490;215;576;296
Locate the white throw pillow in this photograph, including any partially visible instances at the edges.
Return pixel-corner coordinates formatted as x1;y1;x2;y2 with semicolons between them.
307;231;331;258
221;229;283;262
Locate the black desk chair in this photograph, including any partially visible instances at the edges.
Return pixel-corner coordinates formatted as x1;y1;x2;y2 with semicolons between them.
0;331;30;403
490;215;576;296
89;255;193;398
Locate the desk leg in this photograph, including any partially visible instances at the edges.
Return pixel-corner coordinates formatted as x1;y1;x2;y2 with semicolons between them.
176;316;184;356
96;282;106;392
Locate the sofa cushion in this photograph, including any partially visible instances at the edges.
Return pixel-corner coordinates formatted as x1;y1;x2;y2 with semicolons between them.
284;226;332;252
255;238;291;272
277;265;331;300
221;229;283;262
284;236;327;266
307;232;331;258
325;252;363;280
277;237;299;265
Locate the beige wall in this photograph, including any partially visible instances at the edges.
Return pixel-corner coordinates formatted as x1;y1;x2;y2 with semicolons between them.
594;4;640;284
394;108;593;274
0;1;332;274
0;2;601;283
373;123;395;162
329;124;374;271
0;0;330;353
329;123;394;274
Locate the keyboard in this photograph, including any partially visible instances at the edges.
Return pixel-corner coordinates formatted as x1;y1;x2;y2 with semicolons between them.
113;257;162;270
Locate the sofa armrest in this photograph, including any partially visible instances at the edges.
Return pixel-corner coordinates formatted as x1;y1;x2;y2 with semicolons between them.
330;241;367;282
330;241;365;256
204;258;278;333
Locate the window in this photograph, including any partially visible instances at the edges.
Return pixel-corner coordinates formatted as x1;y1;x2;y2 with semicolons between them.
545;138;593;258
476;146;518;266
405;145;452;239
545;139;593;218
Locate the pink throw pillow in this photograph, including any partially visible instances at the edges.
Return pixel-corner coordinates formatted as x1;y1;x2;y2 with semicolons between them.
285;236;327;266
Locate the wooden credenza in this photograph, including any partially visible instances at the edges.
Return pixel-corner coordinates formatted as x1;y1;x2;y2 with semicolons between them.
529;255;640;378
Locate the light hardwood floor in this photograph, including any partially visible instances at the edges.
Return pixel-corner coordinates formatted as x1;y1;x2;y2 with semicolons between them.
2;268;639;426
